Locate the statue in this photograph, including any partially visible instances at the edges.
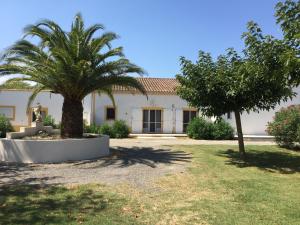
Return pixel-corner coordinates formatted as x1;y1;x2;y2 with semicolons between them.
33;103;43;122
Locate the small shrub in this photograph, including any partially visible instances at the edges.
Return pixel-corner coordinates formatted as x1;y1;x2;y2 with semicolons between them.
43;115;58;128
84;123;101;134
297;125;300;143
112;120;130;138
100;123;115;138
187;117;214;139
212;119;234;140
267;105;300;148
187;117;234;140
0;115;13;138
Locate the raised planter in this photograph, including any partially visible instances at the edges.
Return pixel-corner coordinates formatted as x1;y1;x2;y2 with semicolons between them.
0;134;110;163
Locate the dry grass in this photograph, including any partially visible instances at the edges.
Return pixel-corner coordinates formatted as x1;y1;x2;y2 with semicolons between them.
1;145;300;225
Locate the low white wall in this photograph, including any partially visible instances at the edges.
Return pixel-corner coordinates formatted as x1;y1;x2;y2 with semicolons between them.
0;135;110;163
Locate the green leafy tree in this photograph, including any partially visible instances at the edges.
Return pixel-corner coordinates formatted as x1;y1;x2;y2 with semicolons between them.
177;25;298;156
177;1;300;157
275;0;300;49
177;51;292;156
0;13;146;138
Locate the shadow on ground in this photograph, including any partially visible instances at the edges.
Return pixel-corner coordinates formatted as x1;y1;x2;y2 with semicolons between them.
74;146;192;168
0;162;61;186
218;149;300;174
0;184;109;225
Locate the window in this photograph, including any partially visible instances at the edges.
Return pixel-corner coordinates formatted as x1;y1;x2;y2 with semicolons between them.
0;106;15;120
227;112;232;119
143;109;162;133
106;107;116;120
183;110;197;132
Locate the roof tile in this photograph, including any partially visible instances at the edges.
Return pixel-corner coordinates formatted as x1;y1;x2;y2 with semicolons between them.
113;77;179;94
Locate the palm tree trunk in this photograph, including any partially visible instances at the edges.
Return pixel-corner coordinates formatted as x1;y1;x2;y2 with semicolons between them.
234;110;246;158
61;98;83;138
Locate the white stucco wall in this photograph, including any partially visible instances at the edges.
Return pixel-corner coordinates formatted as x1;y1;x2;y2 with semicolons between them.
223;87;300;135
94;93;192;133
1;87;300;135
0;90;92;129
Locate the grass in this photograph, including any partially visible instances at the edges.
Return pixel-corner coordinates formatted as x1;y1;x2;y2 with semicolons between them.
0;184;139;225
1;145;300;225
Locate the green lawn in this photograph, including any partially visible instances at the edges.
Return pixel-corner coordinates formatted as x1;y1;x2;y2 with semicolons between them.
1;145;300;225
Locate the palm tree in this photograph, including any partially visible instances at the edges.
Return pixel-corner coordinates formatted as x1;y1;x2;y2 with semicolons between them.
0;13;146;138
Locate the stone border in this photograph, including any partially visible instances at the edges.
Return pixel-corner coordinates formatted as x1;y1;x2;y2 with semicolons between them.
0;135;110;163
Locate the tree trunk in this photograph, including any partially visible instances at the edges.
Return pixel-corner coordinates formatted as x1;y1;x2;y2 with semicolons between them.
234;110;246;158
61;98;83;138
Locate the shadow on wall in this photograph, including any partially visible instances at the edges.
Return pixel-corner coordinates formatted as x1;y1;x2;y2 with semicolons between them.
73;147;192;168
218;149;300;174
0;184;108;225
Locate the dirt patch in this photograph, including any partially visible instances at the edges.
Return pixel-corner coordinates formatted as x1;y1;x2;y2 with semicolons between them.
0;146;191;189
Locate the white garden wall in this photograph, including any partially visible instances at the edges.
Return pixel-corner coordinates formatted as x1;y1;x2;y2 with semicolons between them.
0;135;109;163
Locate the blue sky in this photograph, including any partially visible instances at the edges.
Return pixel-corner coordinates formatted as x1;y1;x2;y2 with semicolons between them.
0;0;282;79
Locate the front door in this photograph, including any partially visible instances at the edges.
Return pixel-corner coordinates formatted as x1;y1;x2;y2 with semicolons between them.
143;109;162;133
183;110;197;132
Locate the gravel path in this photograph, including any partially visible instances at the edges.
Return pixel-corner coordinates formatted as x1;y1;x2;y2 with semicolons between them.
0;138;274;188
110;137;275;148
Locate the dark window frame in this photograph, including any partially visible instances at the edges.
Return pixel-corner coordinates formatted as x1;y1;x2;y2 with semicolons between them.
106;107;116;120
227;112;232;119
183;109;197;133
142;109;162;133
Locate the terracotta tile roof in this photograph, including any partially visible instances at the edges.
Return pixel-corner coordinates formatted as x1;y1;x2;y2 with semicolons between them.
113;77;179;94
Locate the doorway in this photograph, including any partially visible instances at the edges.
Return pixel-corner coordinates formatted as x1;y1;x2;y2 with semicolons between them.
142;109;162;133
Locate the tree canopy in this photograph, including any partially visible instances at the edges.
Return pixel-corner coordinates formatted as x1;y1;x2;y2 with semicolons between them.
0;13;147;137
176;1;300;156
275;0;300;49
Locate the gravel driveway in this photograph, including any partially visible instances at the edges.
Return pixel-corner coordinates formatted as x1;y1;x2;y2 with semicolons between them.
0;138;192;188
0;138;274;188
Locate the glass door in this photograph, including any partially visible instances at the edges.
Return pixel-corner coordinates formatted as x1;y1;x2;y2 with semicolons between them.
143;109;162;133
183;110;197;132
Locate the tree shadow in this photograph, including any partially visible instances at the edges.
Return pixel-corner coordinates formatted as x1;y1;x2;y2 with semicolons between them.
218;149;300;174
73;147;192;168
0;184;109;225
0;162;62;186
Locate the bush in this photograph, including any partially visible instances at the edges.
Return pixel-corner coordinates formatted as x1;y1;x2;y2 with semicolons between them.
212;119;234;140
0;115;13;138
187;117;234;140
267;105;300;148
187;117;214;139
43;115;58;128
98;120;130;138
100;123;115;138
112;120;130;138
84;123;101;134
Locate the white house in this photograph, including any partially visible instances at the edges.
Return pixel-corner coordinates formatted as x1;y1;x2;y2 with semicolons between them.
0;77;299;135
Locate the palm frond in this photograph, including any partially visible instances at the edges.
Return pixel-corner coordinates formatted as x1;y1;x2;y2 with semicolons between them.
0;13;146;101
0;77;33;89
26;85;47;114
96;88;116;108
